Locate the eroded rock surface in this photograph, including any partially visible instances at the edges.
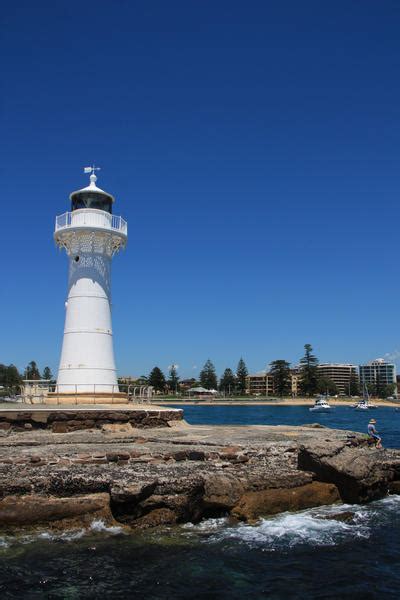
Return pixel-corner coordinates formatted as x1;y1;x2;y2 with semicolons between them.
298;441;400;503
0;423;398;531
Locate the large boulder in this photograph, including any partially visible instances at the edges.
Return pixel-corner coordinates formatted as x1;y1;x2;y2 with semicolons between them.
232;482;340;521
299;442;400;503
0;492;112;527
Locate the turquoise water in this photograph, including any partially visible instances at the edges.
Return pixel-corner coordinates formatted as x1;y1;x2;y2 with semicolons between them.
0;405;399;599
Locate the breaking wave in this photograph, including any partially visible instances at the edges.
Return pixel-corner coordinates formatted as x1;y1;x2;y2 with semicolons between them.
0;519;124;550
184;495;400;551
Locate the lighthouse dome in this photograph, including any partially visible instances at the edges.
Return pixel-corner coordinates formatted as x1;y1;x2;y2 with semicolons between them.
70;172;115;214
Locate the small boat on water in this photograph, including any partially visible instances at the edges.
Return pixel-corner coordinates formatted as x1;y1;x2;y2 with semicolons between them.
353;385;377;410
354;400;369;410
309;395;332;412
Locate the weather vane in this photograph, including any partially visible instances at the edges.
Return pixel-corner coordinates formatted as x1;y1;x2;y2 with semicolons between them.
84;165;101;176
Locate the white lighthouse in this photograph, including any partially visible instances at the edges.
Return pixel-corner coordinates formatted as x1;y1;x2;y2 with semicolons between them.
51;167;128;403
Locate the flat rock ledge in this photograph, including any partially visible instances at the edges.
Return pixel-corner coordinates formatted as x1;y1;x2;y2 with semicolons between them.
0;423;399;532
0;405;183;433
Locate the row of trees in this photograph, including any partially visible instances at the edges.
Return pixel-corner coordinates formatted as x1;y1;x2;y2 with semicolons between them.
270;344;397;399
132;346;397;399
270;344;353;397
24;361;53;381
141;358;249;394
0;362;53;395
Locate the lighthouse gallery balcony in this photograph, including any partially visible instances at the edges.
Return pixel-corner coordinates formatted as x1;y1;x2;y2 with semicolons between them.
55;208;128;236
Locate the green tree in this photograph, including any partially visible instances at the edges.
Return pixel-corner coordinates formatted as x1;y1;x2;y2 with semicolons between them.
219;368;236;394
0;364;6;387
148;367;166;392
366;382;376;397
25;361;40;380
316;377;338;396
299;344;319;396
236;358;248;395
42;366;53;380
269;360;291;397
349;372;360;396
167;364;180;394
199;359;218;390
0;364;22;394
380;383;396;399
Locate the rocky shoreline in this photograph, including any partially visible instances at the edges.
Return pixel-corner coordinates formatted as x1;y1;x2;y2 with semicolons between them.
0;420;399;533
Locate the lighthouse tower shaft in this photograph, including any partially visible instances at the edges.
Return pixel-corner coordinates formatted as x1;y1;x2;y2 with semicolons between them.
53;172;127;401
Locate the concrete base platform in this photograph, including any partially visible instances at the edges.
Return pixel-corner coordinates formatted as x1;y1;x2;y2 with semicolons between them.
46;392;129;405
0;403;183;433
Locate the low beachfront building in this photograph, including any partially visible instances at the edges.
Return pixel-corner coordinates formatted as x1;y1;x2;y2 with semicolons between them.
246;370;299;397
246;373;274;396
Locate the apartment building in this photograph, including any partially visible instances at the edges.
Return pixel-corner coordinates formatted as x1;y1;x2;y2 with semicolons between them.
246;373;274;396
317;363;359;395
246;370;299;397
359;359;397;387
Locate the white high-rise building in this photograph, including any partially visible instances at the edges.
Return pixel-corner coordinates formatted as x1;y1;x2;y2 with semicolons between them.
359;359;397;389
52;168;127;403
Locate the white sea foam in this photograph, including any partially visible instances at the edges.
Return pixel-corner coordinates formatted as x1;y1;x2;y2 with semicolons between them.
180;495;400;550
0;519;124;549
213;511;367;549
89;519;124;534
36;529;86;542
183;518;228;532
201;495;400;550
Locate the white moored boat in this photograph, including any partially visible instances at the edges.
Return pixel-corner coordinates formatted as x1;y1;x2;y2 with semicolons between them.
354;385;377;410
309;396;332;412
354;400;369;410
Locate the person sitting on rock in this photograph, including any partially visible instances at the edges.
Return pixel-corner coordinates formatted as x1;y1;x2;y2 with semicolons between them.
367;418;382;449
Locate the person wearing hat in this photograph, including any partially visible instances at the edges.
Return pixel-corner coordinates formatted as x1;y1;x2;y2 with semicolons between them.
367;418;382;449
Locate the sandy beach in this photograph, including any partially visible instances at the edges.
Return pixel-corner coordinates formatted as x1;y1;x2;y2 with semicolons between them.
154;397;400;407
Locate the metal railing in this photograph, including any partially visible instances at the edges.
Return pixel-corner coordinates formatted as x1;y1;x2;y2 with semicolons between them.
20;382;153;405
55;210;127;236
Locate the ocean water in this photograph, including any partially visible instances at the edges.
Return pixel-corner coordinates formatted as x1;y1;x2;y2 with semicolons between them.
168;404;400;448
0;405;399;599
0;497;399;599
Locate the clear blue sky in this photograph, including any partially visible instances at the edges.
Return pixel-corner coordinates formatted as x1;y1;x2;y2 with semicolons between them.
1;0;400;379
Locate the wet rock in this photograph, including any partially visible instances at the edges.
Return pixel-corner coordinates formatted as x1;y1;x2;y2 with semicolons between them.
388;480;400;494
133;508;177;529
232;482;340;521
319;510;355;523
0;492;111;526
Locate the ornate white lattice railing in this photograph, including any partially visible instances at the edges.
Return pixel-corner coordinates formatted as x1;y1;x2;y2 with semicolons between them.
55;209;127;236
